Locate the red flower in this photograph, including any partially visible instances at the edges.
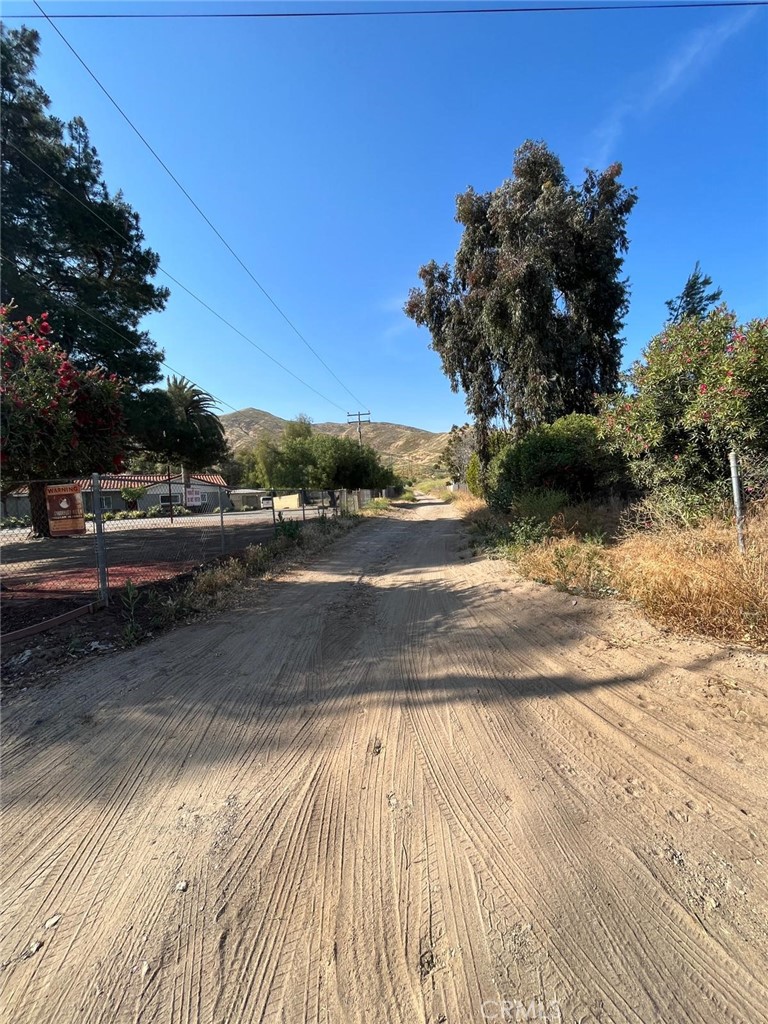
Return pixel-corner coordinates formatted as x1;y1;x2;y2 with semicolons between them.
39;322;51;335
41;312;49;321
699;383;707;394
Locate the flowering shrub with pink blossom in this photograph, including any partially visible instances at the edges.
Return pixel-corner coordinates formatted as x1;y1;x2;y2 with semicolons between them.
1;306;127;532
600;306;768;494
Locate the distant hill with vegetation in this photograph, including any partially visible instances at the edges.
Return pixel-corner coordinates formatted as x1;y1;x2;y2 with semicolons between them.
220;408;451;478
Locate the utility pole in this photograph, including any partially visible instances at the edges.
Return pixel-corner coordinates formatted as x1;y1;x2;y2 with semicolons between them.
347;411;370;448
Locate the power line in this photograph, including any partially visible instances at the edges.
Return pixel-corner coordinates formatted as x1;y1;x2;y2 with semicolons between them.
5;138;351;415
33;1;368;411
7;1;767;18
0;253;241;413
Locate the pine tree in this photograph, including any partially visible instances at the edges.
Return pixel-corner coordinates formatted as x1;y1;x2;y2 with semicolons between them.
1;25;168;387
665;261;723;324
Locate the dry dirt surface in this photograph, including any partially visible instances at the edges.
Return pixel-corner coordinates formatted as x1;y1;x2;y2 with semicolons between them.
2;498;767;1024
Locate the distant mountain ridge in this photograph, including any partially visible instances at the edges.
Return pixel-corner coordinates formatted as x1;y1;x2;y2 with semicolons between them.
220;408;451;476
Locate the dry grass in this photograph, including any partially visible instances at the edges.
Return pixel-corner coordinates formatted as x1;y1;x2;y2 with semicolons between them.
450;491;485;514
517;538;615;597
414;476;453;498
459;494;768;649
362;498;394;515
610;508;767;646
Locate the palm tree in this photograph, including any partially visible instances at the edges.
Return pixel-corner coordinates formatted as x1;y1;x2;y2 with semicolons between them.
165;376;227;489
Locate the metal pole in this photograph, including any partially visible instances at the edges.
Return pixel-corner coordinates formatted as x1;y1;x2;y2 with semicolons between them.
271;497;277;535
167;466;174;524
218;486;226;554
91;472;109;604
729;451;746;554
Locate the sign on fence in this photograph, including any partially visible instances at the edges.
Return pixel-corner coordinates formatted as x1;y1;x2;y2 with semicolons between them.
45;483;86;536
185;487;202;507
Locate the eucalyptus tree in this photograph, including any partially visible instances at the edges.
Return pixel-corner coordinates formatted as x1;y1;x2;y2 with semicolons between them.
405;140;637;463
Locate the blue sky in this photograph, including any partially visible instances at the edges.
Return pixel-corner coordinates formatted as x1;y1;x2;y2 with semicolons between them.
4;1;768;432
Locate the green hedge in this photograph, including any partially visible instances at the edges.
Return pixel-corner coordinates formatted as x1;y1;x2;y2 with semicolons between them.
486;414;629;512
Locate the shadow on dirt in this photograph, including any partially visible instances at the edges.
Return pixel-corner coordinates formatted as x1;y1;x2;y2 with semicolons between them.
1;504;737;809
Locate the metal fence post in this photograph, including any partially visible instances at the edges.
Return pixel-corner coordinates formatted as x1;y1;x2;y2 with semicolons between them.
91;472;109;603
271;498;277;535
167;468;174;524
218;486;226;554
729;451;746;554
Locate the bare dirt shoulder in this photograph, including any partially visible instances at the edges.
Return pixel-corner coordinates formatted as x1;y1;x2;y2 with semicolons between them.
1;498;766;1024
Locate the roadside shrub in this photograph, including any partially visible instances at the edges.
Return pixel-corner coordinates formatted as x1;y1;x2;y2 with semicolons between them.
601;307;768;494
513;488;569;524
275;513;301;542
469;509;550;557
365;498;392;514
466;453;483;497
244;542;272;575
189;557;246;598
554;501;622;540
518;538;615;597
623;484;728;532
0;514;32;529
487;414;627;512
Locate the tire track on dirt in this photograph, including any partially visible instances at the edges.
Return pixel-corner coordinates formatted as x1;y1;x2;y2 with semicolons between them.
2;501;766;1024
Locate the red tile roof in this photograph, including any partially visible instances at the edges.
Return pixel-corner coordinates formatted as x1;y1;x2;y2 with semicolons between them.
11;473;228;495
74;473;229;491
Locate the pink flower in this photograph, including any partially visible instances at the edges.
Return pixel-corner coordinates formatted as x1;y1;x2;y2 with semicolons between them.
699;383;707;394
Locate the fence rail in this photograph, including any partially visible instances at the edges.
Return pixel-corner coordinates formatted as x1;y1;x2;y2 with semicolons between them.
1;476;379;637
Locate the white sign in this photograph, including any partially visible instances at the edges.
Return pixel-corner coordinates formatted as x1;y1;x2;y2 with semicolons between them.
185;487;202;506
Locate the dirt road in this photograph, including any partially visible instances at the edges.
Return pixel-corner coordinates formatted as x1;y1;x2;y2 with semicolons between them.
2;499;767;1024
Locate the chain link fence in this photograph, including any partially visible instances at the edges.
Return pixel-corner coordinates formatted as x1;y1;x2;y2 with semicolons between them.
1;475;378;639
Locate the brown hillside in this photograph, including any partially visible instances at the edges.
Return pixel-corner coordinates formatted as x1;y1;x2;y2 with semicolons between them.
220;408;451;476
